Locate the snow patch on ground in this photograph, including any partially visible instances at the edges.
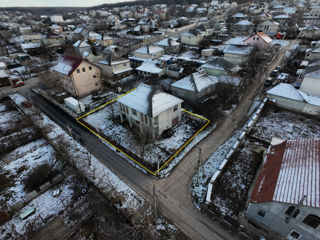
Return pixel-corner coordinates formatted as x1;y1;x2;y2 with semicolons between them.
1;139;54;207
9;94;144;214
251;106;320;141
84;103;206;167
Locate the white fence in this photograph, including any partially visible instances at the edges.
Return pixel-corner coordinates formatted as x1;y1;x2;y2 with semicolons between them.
205;98;269;204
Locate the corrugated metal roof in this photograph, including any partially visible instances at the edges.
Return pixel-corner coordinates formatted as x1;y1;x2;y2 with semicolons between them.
250;139;320;208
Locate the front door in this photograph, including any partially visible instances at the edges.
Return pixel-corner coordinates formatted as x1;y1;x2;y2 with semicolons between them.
172;117;179;127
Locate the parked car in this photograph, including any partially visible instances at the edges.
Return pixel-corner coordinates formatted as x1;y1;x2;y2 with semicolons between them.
270;69;279;78
264;77;272;87
12;80;24;88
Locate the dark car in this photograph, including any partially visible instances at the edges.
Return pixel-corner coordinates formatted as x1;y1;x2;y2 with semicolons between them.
264;78;272;87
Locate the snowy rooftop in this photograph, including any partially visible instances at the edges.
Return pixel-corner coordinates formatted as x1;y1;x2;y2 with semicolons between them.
171;72;219;92
267;83;304;101
232;12;246;18
223;36;248;45
155;38;180;47
305;69;320;78
74;27;84;33
267;83;320;106
134;45;163;54
274;14;290;19
256;32;273;44
202;57;234;71
21;43;41;50
0;70;9;78
223;44;251;55
52;56;83;76
118;84;183;117
0;62;6;68
235;20;253;26
250;138;320;207
298;90;320;106
136;60;163;74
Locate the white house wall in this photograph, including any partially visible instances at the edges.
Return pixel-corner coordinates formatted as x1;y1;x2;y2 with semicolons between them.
157;104;182;135
247;202;320;239
300;77;320;97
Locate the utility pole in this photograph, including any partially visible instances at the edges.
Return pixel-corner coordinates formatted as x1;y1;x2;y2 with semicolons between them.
153;184;157;223
197;148;203;184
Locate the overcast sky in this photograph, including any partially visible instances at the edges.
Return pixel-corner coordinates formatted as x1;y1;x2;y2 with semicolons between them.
2;0;134;7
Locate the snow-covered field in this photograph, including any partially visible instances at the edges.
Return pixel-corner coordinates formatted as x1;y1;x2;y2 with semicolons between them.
251;106;320;141
84;102;206;167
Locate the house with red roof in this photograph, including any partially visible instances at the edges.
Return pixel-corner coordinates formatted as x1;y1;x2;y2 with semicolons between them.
53;56;102;98
242;32;273;50
246;138;320;240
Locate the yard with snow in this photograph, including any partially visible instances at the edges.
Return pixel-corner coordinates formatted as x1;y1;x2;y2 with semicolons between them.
250;105;320;142
82;101;207;172
209;140;263;218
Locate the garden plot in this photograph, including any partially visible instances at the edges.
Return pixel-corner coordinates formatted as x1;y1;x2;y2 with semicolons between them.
0;139;57;208
250;106;320;142
209;140;263;218
83;103;202;166
0;174;90;239
0;100;41;155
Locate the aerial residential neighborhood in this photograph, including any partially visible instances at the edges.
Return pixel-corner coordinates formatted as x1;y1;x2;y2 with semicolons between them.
0;0;320;239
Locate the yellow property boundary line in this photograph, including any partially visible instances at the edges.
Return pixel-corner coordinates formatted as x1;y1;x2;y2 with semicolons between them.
76;89;210;176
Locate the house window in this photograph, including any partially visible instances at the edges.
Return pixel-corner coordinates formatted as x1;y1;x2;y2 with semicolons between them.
132;109;137;115
145;115;148;124
257;210;266;219
292;210;300;218
285;206;295;215
93;75;97;78
173;106;178;112
82;68;85;72
89;66;92;70
123;63;127;67
302;214;320;229
154;116;158;125
289;230;302;239
95;83;98;86
76;69;80;73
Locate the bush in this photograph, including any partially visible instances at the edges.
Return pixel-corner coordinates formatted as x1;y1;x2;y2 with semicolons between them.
23;164;58;192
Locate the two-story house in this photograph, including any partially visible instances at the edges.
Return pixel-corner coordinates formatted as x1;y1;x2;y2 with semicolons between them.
257;20;279;35
97;54;132;79
130;45;164;67
242;32;273;50
118;84;183;139
232;20;254;34
53;56;102;98
154;38;180;54
247;138;320;240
